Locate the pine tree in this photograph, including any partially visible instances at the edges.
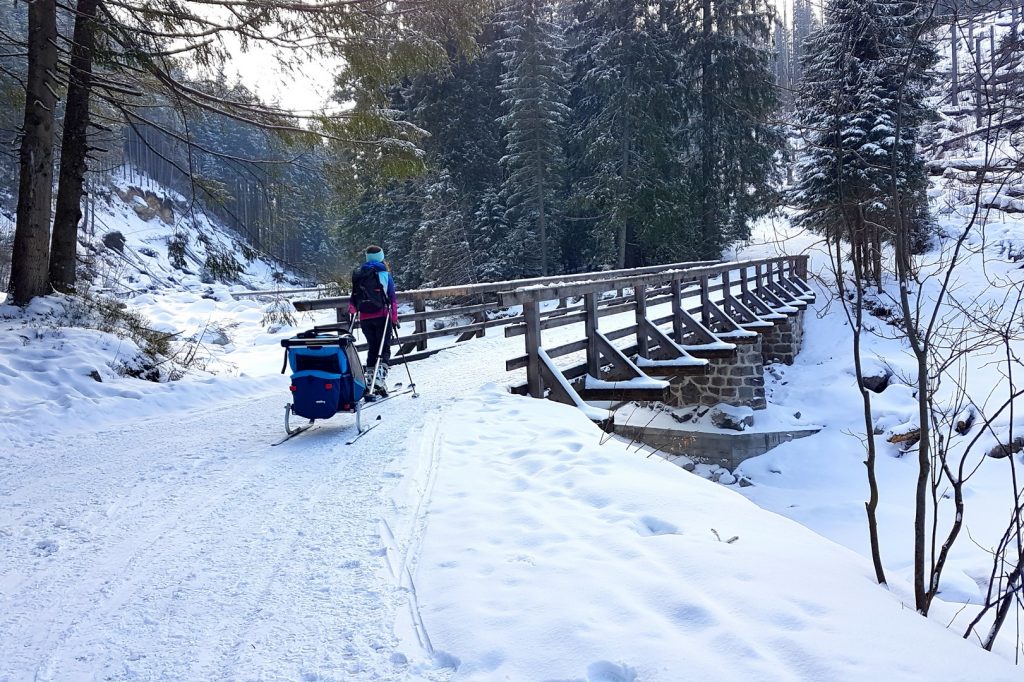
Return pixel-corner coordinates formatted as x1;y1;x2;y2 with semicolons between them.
50;0;101;293
565;0;686;268
473;188;510;280
678;0;783;257
9;0;57;304
495;0;568;276
773;6;792;110
416;171;478;288
791;0;937;284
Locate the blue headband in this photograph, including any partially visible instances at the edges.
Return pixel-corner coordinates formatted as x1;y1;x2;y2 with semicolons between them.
365;250;384;263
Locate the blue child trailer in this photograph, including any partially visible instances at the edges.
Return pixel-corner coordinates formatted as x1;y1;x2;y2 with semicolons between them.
279;327;368;442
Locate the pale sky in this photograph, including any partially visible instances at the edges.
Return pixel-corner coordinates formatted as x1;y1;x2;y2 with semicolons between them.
226;47;339;114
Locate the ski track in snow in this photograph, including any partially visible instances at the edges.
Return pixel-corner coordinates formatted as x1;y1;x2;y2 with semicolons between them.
0;335;512;681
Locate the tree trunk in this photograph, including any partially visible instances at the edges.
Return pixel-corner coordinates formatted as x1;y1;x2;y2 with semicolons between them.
537;165;548;276
950;11;959;103
700;0;716;258
617;66;632;270
9;0;58;304
50;0;100;293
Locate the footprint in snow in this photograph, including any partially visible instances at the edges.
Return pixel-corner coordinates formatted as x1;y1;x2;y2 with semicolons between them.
635;516;680;537
33;538;58;557
587;660;637;682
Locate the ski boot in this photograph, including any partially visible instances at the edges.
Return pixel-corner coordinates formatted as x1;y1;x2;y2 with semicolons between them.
364;363;389;400
373;363;390;398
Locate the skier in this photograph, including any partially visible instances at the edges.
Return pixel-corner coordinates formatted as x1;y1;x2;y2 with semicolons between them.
348;245;399;399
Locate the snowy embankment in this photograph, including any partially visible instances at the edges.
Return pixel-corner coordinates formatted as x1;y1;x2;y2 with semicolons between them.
409;386;1017;680
728;206;1024;661
0;171;307;439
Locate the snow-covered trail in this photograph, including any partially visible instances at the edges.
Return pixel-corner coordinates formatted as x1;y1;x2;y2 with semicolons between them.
0;334;513;681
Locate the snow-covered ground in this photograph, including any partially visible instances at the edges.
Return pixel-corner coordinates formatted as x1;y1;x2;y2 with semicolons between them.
2;308;1020;680
2;178;1024;678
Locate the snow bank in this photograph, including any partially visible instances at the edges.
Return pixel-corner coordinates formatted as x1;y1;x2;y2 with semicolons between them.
412;386;1017;680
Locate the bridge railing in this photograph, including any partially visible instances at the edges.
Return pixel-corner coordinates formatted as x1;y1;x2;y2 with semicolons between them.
495;255;813;405
290;259;719;364
290;255;813;411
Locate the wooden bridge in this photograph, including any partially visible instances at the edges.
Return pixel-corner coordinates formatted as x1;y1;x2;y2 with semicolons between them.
293;255;813;421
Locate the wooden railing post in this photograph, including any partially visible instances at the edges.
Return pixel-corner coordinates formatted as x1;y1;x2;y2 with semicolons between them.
635;283;649;357
740;265;750;297
700;275;711;327
414;300;427;351
584;292;600;378
722;269;732;304
755;263;765;295
524;300;544;398
475;310;486;338
671;279;684;343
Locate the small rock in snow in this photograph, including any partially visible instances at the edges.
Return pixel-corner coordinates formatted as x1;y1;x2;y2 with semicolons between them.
710;406;754;431
861;370;892;394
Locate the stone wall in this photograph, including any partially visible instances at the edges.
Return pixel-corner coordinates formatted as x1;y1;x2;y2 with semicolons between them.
664;310;806;410
761;309;805;365
666;338;767;410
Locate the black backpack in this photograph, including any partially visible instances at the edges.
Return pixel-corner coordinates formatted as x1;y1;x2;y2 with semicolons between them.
353;266;388;314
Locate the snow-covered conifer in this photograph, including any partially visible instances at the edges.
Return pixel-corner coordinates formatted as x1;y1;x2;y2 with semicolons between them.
791;0;937;282
565;0;686;268
678;0;783;257
495;0;569;276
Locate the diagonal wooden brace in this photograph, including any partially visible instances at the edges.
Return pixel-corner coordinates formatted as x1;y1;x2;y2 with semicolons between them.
639;316;694;361
674;307;722;346
759;285;801;314
740;287;779;317
790;275;816;298
773;275;808;304
723;294;772;328
539;350;583;408
593;331;645;381
705;299;753;337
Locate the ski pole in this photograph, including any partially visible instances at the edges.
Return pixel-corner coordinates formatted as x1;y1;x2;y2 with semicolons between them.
391;319;419;398
370;317;391;394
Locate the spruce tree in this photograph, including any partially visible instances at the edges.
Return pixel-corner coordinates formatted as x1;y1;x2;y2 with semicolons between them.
473;188;510;280
495;0;569;276
791;0;936;283
678;0;783;258
415;171;478;288
565;0;686;268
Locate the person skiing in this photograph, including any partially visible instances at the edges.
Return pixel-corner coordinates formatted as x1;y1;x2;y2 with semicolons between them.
348;245;399;399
